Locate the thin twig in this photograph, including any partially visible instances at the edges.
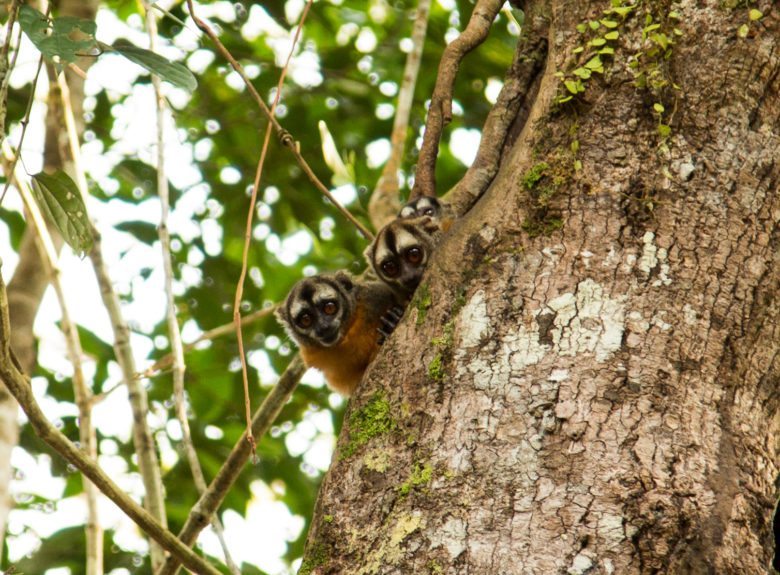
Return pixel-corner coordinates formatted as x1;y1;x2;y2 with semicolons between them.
0;0;21;150
443;29;548;215
368;0;432;228
0;273;221;575
410;0;504;201
156;355;306;575
57;72;169;570
1;138;103;574
143;3;240;572
231;0;313;458
0;52;44;206
185;1;373;240
140;306;277;379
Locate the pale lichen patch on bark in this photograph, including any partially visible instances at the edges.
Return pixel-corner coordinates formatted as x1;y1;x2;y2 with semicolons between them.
457;289;491;348
427;516;467;561
547;278;626;362
358;512;426;575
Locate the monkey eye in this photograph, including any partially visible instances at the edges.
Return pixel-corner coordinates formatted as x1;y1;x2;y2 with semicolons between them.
322;300;338;315
381;259;400;278
404;247;423;265
423;207;435;216
296;312;313;329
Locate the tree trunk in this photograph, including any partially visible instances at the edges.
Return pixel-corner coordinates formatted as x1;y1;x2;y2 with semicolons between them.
301;2;779;573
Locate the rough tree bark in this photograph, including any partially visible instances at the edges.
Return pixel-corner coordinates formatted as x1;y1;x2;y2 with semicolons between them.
301;1;779;574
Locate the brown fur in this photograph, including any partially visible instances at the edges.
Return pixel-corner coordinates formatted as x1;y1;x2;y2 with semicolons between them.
299;302;383;395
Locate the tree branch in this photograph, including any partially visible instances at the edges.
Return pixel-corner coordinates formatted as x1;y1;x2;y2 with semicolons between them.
143;3;240;573
410;0;504;201
140;306;277;379
368;0;432;228
443;26;548;216
0;268;222;575
156;355;306;575
57;73;170;569
1;139;103;574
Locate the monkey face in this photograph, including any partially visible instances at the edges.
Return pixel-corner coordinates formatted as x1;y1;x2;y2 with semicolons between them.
398;196;443;220
277;273;356;348
366;216;440;297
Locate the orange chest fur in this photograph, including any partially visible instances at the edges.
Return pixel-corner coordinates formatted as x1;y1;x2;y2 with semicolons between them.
299;305;382;395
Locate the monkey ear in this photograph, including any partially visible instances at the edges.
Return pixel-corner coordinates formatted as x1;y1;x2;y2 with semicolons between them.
274;304;288;324
334;271;355;292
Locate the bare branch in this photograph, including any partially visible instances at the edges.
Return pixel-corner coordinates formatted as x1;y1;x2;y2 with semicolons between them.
0;0;21;151
140;306;277;379
0;53;44;206
410;0;504;201
1;139;103;574
57;73;169;569
443;28;548;215
185;1;374;241
0;268;223;575
368;0;432;228
156;355;306;575
142;3;240;572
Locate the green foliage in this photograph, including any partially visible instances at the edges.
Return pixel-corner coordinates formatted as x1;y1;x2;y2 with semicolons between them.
397;462;433;496
104;42;197;91
414;283;432;325
341;393;397;459
427;354;445;383
29;171;93;256
298;542;329;575
18;5;96;63
18;5;196;88
522;162;549;190
554;1;630;104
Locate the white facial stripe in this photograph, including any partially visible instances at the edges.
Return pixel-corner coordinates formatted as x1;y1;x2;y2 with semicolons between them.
395;228;423;253
289;299;309;320
374;240;394;264
313;285;339;304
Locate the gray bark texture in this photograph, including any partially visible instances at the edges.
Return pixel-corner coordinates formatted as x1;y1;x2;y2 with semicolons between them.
301;1;779;574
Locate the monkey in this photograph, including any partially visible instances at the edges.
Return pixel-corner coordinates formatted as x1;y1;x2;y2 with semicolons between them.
398;196;454;233
276;271;403;396
364;214;443;300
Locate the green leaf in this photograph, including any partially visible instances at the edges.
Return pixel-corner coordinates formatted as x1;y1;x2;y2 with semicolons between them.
584;56;603;70
599;46;616;55
103;42;197;91
573;67;591;79
30;171;93;256
588;20;600;30
572;46;585;54
737;24;749;38
576;23;587;33
657;124;671;138
653;102;665;113
18;5;98;63
600;19;619;28
590;38;607;47
570;140;580;154
668;11;681;19
748;9;762;21
564;80;581;94
556;95;573;104
115;220;160;245
574;159;583;171
604;30;619;40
